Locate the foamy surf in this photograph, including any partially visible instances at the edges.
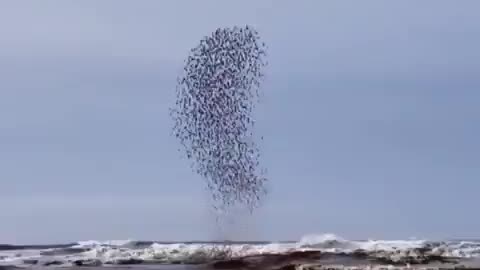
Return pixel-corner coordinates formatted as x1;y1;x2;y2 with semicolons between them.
1;234;480;268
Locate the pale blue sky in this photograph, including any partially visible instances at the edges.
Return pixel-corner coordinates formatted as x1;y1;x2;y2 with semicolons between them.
1;1;480;244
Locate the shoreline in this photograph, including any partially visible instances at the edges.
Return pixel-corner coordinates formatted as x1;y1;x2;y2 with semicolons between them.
205;250;480;270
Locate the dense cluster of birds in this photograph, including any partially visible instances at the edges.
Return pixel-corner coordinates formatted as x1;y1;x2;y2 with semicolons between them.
171;26;268;212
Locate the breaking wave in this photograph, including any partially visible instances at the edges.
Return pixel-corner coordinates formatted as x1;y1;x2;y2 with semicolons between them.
1;234;480;267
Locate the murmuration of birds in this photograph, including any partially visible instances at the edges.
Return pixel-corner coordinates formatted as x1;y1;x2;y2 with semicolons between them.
171;25;268;213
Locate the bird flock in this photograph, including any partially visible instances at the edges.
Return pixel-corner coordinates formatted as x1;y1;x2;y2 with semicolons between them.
171;26;268;213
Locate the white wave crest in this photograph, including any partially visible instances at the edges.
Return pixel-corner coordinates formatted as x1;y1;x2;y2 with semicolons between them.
297;233;427;252
74;239;135;248
2;234;480;267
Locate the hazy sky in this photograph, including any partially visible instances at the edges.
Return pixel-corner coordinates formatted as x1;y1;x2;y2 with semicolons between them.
1;1;480;244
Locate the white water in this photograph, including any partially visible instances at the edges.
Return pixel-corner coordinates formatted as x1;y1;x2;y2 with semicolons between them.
1;234;480;267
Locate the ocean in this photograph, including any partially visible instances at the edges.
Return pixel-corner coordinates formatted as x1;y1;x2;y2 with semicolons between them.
2;234;480;269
